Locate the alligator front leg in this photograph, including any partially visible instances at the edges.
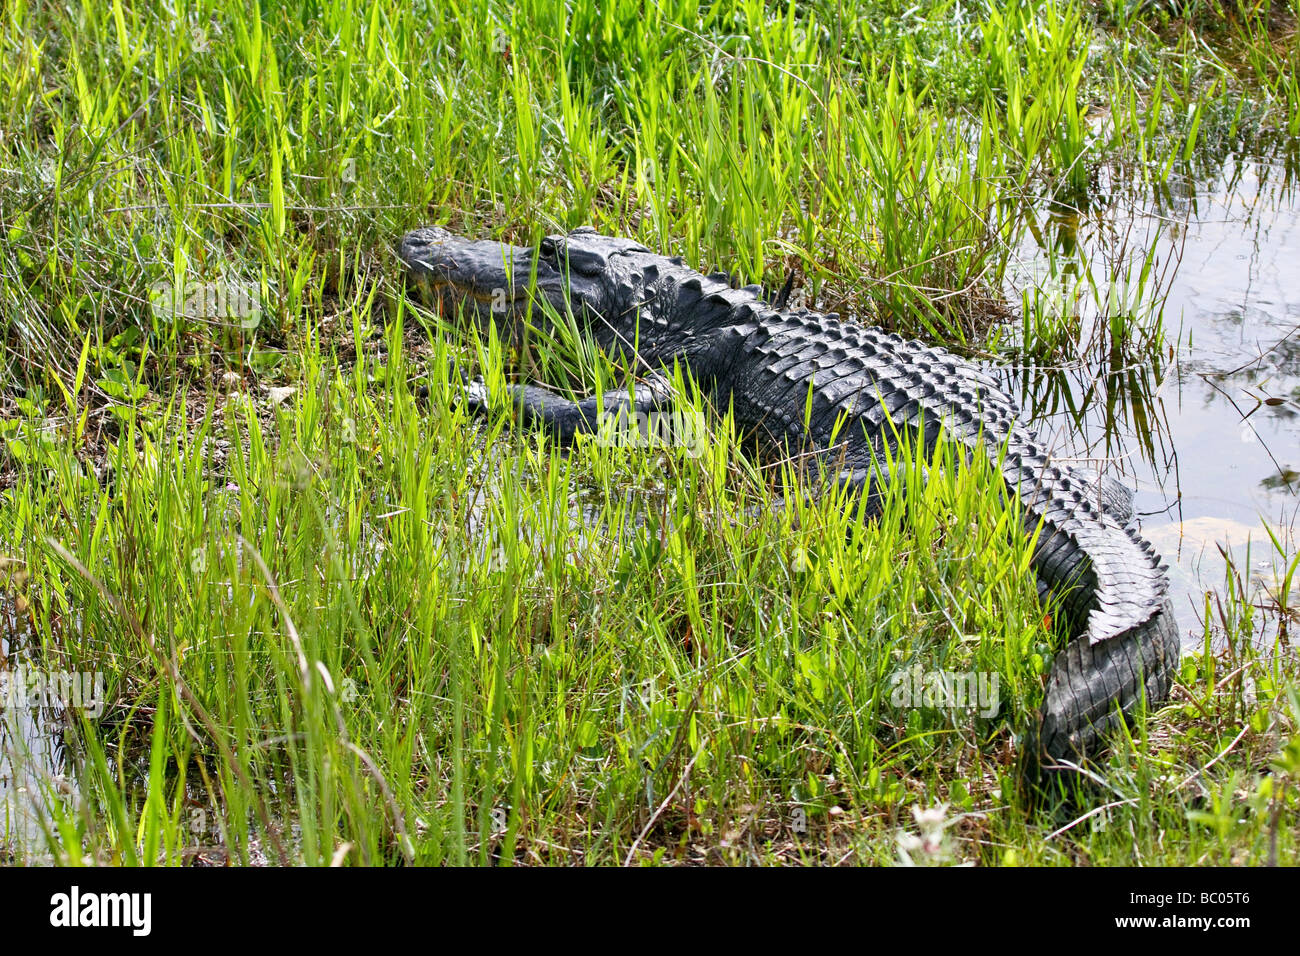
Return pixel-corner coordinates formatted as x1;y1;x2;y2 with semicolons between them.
474;373;678;445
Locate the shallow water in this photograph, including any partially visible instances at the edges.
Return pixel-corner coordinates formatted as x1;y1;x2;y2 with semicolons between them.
1;611;67;864
1005;149;1300;646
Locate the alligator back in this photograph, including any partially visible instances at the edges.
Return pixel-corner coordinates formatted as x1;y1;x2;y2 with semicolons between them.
715;306;1181;774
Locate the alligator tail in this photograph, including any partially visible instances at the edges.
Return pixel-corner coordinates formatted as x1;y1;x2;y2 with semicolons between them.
1027;595;1180;779
1016;463;1182;784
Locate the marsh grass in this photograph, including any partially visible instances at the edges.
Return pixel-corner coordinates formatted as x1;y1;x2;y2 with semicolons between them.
1;0;1297;864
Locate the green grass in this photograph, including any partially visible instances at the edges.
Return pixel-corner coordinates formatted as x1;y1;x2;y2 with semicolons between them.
1;0;1297;865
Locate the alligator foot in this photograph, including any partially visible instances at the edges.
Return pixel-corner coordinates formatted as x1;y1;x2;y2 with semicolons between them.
412;362;489;413
472;373;677;445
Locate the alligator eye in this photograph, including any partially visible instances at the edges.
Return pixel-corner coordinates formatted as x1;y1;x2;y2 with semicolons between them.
539;236;557;257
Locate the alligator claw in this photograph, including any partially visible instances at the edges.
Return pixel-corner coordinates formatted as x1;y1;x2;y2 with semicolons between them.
461;375;489;413
413;363;489;415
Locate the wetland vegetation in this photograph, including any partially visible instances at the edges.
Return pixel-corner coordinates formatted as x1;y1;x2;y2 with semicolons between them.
1;0;1297;865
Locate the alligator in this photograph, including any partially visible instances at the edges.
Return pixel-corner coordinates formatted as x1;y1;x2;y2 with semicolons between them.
397;224;1181;785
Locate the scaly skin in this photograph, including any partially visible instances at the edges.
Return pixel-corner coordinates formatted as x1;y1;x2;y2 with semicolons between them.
398;225;1181;783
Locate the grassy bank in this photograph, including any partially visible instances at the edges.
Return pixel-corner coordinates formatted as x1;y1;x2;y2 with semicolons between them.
1;0;1298;864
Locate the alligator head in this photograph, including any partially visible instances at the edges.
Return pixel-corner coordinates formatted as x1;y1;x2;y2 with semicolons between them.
397;225;653;340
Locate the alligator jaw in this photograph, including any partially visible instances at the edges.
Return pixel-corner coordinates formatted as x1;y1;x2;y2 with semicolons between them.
397;226;556;320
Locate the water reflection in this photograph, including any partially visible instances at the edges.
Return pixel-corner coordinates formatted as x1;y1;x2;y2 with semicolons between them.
1005;144;1300;640
1;598;66;864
